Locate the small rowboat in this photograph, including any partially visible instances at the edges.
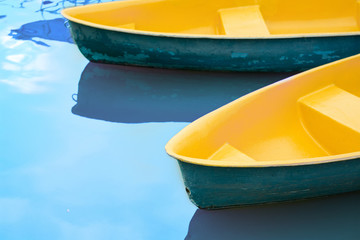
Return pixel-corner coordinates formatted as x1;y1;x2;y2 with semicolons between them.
62;0;360;72
165;54;360;209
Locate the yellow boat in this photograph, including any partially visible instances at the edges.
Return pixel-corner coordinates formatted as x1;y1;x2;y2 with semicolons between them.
62;0;360;71
165;54;360;209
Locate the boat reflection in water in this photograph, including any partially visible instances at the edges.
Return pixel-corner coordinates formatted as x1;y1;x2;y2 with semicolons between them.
186;191;360;240
72;63;293;123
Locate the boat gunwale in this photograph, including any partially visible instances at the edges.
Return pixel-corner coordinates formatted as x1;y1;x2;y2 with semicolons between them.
61;2;360;40
165;54;360;168
166;151;360;168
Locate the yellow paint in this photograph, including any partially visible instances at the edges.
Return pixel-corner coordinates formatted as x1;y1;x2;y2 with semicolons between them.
62;0;360;37
357;0;360;27
218;5;270;36
165;54;360;167
117;23;136;29
208;143;256;163
299;85;360;155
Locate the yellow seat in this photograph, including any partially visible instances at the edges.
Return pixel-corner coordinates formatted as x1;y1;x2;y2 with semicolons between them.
208;143;256;163
218;5;270;36
299;85;360;154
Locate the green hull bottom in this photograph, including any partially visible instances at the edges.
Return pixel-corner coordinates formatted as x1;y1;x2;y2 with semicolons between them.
69;21;360;72
177;158;360;209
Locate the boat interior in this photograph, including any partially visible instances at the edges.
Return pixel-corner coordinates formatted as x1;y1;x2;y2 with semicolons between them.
166;55;360;165
62;0;360;36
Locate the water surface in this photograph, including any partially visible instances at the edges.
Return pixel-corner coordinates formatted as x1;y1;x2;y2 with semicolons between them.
1;1;358;239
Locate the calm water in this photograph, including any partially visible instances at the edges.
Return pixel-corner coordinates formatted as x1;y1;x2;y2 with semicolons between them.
1;1;360;239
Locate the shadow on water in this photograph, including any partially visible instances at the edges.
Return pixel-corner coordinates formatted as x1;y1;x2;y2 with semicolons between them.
72;63;295;123
186;192;360;240
9;18;73;46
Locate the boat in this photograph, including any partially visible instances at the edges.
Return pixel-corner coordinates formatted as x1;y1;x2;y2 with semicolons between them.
72;62;292;123
165;54;360;209
61;0;360;72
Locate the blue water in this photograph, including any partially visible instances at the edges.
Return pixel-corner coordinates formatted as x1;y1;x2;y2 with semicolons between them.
1;1;360;239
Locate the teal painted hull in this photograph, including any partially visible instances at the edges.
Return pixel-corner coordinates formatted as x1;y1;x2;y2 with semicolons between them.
177;158;360;209
69;21;360;72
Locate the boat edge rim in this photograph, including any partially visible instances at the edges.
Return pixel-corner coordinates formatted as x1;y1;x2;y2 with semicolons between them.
61;4;360;40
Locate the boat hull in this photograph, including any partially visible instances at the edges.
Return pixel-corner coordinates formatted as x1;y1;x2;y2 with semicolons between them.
177;157;360;209
68;21;360;72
